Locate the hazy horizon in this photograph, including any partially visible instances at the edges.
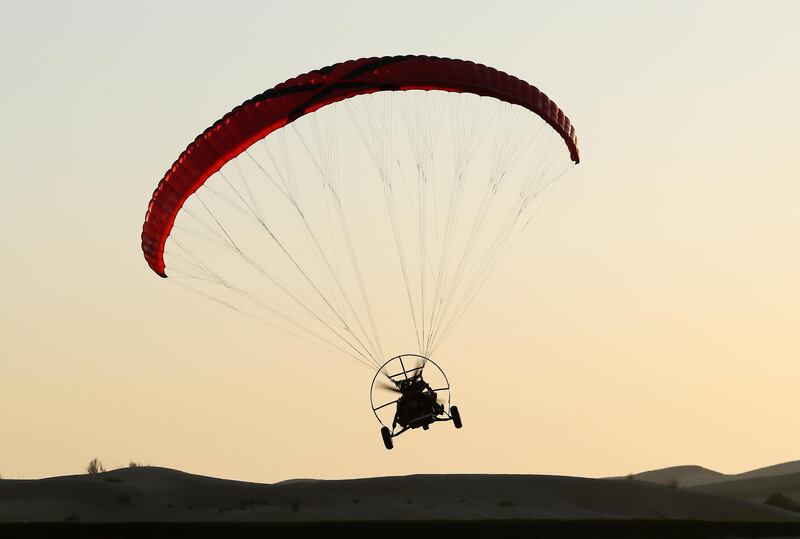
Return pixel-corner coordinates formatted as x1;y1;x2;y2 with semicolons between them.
1;0;799;482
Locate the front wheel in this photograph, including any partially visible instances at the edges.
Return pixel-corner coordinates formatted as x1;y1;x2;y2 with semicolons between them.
381;427;393;450
450;405;462;429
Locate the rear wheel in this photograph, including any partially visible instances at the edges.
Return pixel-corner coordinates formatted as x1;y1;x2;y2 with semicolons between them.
381;427;393;450
450;405;462;429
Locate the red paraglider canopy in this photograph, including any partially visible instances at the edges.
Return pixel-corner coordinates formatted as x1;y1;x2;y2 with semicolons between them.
141;55;580;277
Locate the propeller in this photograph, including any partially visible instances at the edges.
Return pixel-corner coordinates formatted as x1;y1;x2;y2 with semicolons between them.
409;356;427;371
376;379;401;393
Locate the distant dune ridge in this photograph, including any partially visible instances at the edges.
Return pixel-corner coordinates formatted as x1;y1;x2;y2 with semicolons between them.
614;460;800;489
615;460;800;505
609;459;800;517
613;465;726;488
1;466;799;522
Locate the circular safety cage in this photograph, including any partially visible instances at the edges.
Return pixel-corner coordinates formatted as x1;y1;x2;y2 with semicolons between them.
370;354;451;431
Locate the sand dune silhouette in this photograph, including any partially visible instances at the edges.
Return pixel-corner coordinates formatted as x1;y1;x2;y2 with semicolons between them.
1;466;798;522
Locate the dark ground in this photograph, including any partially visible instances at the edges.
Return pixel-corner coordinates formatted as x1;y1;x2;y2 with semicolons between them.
3;520;800;539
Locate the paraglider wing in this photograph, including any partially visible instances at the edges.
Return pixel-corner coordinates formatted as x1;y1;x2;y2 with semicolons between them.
141;55;580;278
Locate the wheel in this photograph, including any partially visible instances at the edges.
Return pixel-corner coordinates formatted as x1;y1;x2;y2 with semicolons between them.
381;427;393;450
422;423;429;430
450;405;462;429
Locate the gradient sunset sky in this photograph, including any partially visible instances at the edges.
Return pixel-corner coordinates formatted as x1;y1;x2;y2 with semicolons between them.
1;0;799;481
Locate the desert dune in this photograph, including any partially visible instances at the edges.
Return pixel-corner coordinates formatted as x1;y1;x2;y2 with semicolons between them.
1;467;797;523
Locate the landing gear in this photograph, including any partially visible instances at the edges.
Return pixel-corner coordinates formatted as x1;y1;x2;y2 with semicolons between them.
450;405;462;429
381;426;393;450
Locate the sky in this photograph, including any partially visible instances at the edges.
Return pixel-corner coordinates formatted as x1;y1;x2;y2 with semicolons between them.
1;0;799;482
